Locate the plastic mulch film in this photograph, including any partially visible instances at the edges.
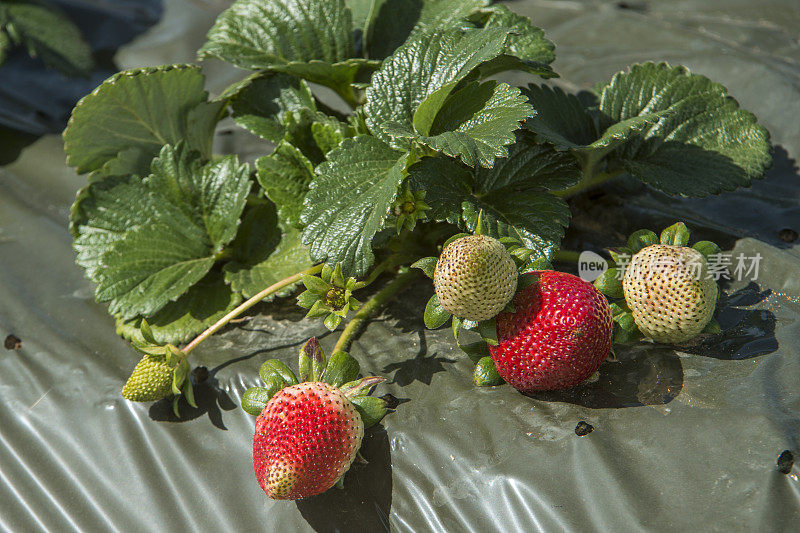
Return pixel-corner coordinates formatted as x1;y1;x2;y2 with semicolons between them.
1;0;799;530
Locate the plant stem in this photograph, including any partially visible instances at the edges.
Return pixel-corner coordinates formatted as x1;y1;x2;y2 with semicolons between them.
182;264;323;354
555;169;623;199
333;269;419;354
554;249;582;263
353;254;406;290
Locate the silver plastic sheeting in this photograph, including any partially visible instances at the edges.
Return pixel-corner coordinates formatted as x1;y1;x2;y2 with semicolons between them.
1;0;799;530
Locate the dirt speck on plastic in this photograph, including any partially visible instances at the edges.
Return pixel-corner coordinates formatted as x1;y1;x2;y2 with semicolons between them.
4;334;21;350
778;450;794;474
778;229;798;243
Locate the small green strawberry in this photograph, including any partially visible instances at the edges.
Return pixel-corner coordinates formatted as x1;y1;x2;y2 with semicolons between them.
121;320;196;415
121;354;174;402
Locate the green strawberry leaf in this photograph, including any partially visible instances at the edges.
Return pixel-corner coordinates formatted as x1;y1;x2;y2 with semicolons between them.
368;0;490;59
72;144;251;319
340;376;385;397
409;134;579;260
198;0;377;99
0;1;93;76
300;136;407;277
702;318;721;334
627;229;658;253
227;72;316;142
324;313;343;331
386;80;534;168
475;318;497;346
256;142;315;229
345;0;377;32
458;341;490;364
85;147;154;185
313;115;356;155
199;0;355;69
612;322;643;344
279;107;355;166
443;232;470;248
364;27;511;149
64;65;225;175
523;84;665;172
523;84;597;149
410;256;437;279
139;319;157;345
299;337;326;382
222;202;313;299
466;5;556;79
593;268;623;299
115;273;242;345
271;58;380;97
599;62;772;196
616;311;640;334
608;246;633;266
94;230;212;319
224;201;281;268
612;310;643;344
692;240;721;259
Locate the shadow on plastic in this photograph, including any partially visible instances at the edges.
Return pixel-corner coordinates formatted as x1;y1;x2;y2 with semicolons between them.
147;372;237;429
679;282;778;360
296;426;393;533
525;344;684;408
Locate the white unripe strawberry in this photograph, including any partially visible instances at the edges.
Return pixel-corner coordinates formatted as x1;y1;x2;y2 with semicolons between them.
622;244;717;343
433;235;517;321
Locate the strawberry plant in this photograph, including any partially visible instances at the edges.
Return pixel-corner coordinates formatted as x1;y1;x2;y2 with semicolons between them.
62;0;772;497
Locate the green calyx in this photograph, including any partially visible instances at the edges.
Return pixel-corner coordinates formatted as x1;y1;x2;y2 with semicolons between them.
241;337;390;428
474;356;504;387
296;263;362;331
123;320;196;417
393;184;430;234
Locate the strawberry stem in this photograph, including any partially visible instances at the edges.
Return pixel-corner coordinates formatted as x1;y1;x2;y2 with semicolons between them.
555;169;624;199
182;264;324;354
333;269;419;354
554;250;581;263
352;253;408;290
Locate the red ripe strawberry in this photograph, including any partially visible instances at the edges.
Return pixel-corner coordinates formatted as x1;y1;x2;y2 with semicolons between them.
490;271;613;392
253;381;364;500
